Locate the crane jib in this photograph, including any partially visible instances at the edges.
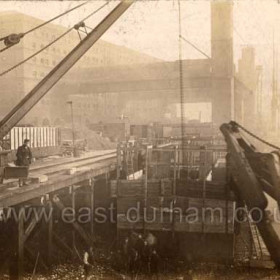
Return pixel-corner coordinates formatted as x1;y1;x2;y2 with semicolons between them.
0;0;134;140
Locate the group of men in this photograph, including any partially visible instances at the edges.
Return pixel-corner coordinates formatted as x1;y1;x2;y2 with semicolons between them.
82;231;160;279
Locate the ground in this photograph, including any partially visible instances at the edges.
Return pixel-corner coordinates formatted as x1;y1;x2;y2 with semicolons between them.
2;263;280;280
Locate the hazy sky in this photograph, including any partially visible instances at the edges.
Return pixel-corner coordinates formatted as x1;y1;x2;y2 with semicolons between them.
0;0;279;89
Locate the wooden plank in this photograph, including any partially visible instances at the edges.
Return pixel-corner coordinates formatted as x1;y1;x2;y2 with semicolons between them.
18;127;23;147
40;128;44;147
11;128;15;150
33;128;37;148
30;127;34;148
0;160;116;208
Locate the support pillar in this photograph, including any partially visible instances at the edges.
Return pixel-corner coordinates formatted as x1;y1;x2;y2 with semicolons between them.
70;186;76;258
90;179;95;236
40;197;53;266
10;207;25;280
17;208;25;280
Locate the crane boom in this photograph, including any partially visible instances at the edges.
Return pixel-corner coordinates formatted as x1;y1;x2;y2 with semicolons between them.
0;0;133;140
221;121;280;267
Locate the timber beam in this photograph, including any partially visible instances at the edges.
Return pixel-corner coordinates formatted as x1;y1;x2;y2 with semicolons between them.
52;195;93;247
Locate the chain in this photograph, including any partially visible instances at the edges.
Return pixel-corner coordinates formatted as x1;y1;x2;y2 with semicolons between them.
231;121;280;151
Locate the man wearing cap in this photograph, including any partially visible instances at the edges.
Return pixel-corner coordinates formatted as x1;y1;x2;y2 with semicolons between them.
16;139;32;187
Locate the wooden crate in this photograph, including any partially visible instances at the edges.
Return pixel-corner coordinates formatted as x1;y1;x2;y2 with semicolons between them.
4;166;28;179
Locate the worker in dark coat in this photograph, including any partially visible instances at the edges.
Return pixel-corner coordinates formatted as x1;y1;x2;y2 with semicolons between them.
16;139;32;187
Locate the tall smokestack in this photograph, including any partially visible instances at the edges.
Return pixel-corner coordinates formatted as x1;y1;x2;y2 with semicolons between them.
211;1;234;77
211;1;234;124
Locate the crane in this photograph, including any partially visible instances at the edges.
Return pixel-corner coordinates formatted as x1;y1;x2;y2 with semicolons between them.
220;121;280;267
0;0;133;181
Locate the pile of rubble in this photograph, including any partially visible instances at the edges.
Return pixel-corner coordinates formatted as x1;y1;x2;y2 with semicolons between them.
79;129;116;150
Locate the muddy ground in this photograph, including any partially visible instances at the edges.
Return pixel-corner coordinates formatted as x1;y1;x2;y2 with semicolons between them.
2;263;279;280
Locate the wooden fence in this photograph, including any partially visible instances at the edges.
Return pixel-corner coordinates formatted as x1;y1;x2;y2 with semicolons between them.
4;127;60;150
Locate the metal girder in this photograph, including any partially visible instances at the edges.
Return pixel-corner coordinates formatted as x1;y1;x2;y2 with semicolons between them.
0;0;134;139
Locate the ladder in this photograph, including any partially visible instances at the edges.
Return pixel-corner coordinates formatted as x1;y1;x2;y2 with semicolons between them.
242;206;270;261
248;217;270;260
234;208;270;264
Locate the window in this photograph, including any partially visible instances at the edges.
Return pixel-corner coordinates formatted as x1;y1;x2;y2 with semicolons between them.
40;58;44;64
52;61;56;66
45;59;49;65
32;42;36;49
40;44;44;49
32;71;37;77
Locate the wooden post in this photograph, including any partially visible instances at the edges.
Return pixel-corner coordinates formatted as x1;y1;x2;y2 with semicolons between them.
173;146;177;195
40;198;53;267
18;207;25;280
90;179;95;236
105;172;109;188
46;200;53;266
117;143;120;180
143;146;149;234
70;186;76;257
200;147;206;233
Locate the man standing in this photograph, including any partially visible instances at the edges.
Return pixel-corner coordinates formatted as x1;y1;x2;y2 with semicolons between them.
83;247;94;280
16;139;32;187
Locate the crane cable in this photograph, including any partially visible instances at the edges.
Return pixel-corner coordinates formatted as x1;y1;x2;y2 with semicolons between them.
180;35;210;59
0;2;109;77
0;0;91;53
231;121;280;151
178;0;186;161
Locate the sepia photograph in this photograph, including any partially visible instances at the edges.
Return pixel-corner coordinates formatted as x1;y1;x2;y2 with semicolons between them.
0;0;280;279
